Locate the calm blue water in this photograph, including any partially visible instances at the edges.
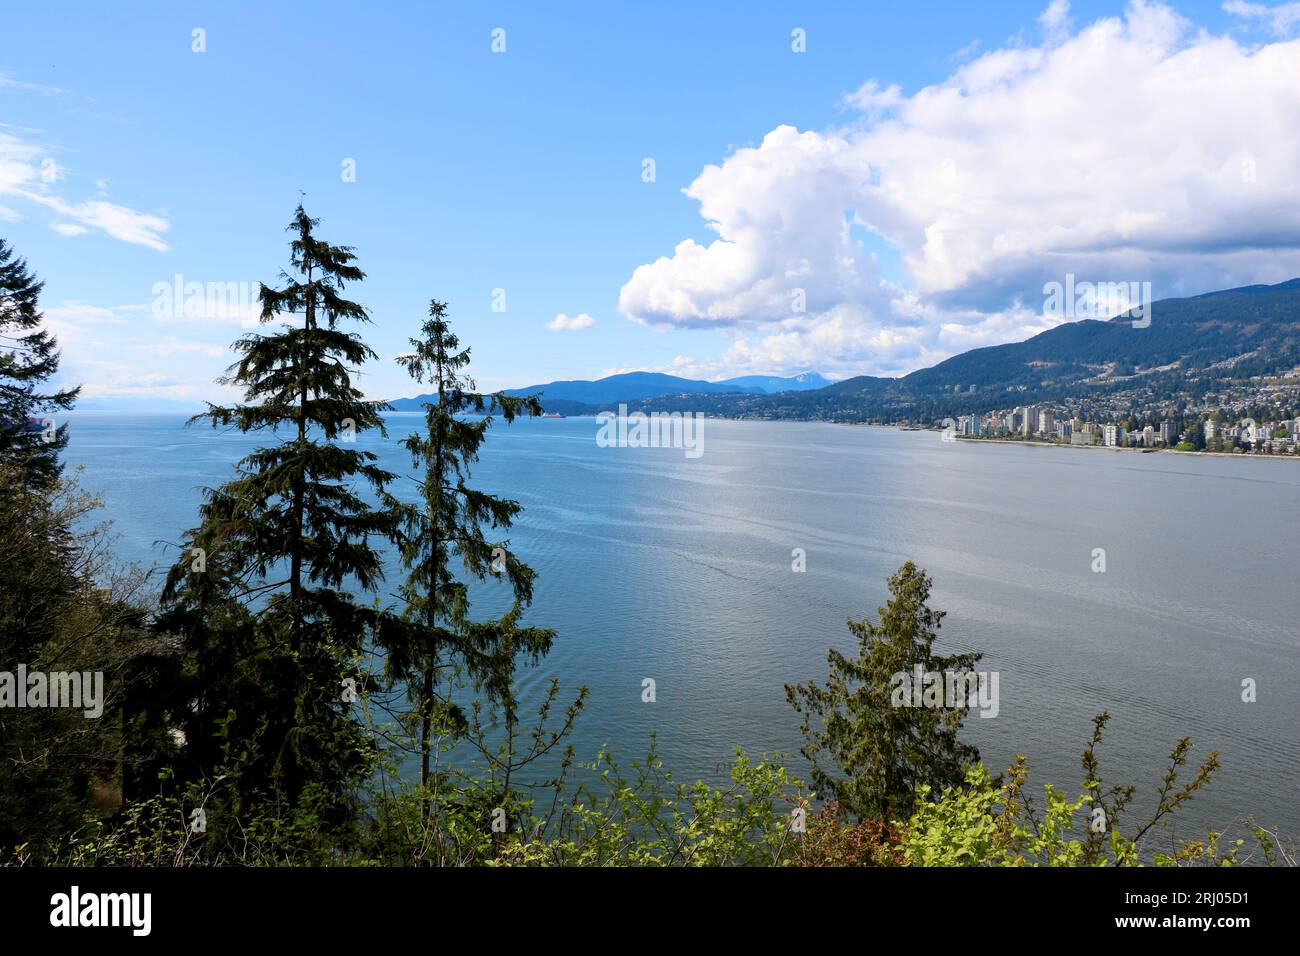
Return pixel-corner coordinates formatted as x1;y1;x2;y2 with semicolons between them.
64;413;1300;839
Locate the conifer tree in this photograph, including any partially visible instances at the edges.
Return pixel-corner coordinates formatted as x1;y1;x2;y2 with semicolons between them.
387;301;554;790
161;206;394;818
786;562;981;821
0;239;78;490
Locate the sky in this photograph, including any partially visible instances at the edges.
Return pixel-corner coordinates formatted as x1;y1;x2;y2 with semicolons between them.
2;0;1299;407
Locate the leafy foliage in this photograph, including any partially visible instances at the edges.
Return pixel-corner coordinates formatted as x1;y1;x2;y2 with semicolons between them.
0;238;78;490
901;713;1244;866
786;561;981;821
0;466;160;861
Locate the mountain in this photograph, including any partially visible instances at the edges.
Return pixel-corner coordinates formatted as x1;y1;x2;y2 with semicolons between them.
517;279;1300;422
716;372;831;393
386;280;1300;421
900;278;1300;395
387;370;829;410
505;372;754;404
813;277;1300;420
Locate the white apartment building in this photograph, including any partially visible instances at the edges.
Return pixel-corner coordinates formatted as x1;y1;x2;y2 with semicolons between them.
1021;405;1040;437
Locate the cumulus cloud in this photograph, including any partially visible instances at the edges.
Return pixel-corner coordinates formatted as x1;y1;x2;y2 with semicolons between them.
619;125;888;331
547;312;596;331
618;1;1300;377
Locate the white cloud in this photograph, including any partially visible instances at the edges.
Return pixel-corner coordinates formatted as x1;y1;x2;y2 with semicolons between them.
618;1;1300;378
150;336;228;359
619;124;887;330
0;124;170;251
0;132;41;191
76;363;204;402
1223;1;1300;36
25;194;170;251
0;73;71;96
45;300;136;324
1040;0;1073;31
36;295;236;403
547;312;596;331
841;80;903;116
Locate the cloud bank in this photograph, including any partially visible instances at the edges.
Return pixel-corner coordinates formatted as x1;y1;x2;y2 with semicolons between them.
618;1;1300;379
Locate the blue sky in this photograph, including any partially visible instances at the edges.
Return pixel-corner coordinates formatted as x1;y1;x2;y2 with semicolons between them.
2;0;1298;407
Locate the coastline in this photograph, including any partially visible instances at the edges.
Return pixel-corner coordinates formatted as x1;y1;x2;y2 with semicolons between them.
953;435;1298;461
700;418;1298;463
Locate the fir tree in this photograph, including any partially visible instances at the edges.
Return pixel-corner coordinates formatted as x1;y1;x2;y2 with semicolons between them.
387;300;554;791
0;239;78;490
786;562;981;821
161;206;394;819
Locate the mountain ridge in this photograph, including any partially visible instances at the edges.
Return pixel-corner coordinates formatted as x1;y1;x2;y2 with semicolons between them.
386;370;830;410
386;278;1300;421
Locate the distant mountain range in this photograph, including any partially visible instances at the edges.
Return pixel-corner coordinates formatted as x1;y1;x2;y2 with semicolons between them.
387;279;1300;422
387;371;830;411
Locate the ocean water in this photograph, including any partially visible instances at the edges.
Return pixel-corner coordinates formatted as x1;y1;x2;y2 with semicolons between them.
63;413;1300;839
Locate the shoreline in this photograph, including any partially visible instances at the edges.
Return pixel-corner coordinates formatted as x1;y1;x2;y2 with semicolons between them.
953;435;1298;461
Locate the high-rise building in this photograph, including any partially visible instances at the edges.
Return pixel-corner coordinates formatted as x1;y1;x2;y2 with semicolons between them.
1159;421;1175;444
1021;405;1039;437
